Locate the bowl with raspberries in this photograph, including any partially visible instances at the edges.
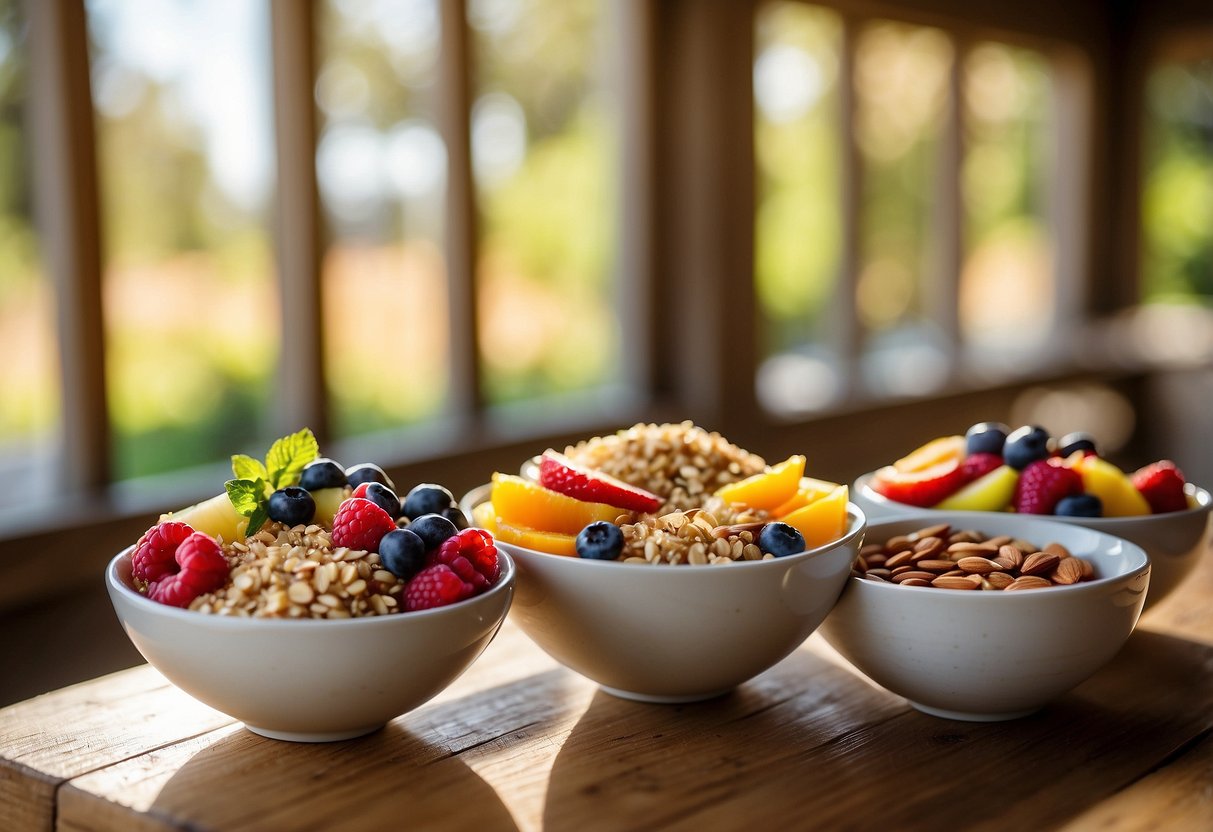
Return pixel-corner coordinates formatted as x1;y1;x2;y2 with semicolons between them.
461;422;867;703
106;429;515;742
818;512;1150;721
853;422;1211;609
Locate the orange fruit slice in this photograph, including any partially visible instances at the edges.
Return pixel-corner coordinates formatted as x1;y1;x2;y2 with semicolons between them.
715;455;806;512
772;476;842;517
893;436;965;473
492;517;579;557
780;484;848;549
490;473;620;535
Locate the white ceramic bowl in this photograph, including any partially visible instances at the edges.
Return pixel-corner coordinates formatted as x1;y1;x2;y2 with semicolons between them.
853;473;1209;611
463;484;866;703
106;548;515;742
818;512;1150;721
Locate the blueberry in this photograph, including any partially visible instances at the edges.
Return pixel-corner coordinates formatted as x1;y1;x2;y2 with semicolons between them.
407;513;459;551
965;422;1010;456
361;482;402;519
1058;431;1097;457
757;522;807;558
299;458;347;491
575;521;624;560
1003;425;1051;470
402;483;456;520
442;505;469;531
1055;493;1103;517
267;486;316;527
345;463;395;491
379;529;427;579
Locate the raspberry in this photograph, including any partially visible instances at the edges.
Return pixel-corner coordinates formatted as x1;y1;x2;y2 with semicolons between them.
428;529;499;594
960;452;1003;483
147;532;228;608
132;521;194;583
331;497;397;552
1012;458;1082;515
404;564;474;611
1132;460;1188;514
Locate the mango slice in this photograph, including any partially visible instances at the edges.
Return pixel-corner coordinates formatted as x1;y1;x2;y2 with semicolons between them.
780;484;848;549
715;455;806;512
490;473;620;535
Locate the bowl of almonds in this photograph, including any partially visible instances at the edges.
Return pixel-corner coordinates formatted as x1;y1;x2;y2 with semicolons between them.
818;512;1149;722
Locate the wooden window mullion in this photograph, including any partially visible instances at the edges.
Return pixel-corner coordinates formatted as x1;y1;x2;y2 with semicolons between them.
837;16;863;401
26;0;109;493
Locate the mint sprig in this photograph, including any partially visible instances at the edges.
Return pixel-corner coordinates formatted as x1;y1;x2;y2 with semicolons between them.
224;428;320;535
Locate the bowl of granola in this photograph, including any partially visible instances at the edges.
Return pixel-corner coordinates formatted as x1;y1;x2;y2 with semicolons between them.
818;513;1149;721
463;422;867;702
106;429;515;742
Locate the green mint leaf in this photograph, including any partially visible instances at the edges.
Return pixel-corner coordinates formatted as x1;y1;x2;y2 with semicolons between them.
225;479;262;515
265;427;320;489
231;454;268;482
245;504;269;535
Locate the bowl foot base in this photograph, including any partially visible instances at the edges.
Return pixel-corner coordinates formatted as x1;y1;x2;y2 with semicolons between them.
599;684;734;704
244;723;384;742
910;702;1040;722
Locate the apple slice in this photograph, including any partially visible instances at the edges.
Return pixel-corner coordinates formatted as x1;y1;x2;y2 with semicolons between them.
933;465;1019;511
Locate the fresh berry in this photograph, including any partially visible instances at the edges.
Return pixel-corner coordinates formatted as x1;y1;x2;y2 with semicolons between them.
132;521;195;583
1003;425;1051;470
757;521;806;558
267;486;316;527
960;452;1004;483
870;459;967;507
402;483;456;520
538;450;662;513
379;529;427;580
1132;460;1189;513
404;564;474;611
331;497;397;552
1058;431;1098;457
965;422;1010;456
1012;458;1082;514
352;481;402;519
299;458;347;491
575;521;625;560
429;528;499;592
345;463;394;491
1055;493;1103;517
443;505;470;530
147;532;228;608
407;513;459;551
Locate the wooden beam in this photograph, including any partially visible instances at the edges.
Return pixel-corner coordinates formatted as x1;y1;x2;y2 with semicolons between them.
26;0;110;493
270;0;328;440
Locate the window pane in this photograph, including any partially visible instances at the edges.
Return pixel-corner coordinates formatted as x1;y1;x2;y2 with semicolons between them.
315;0;449;438
855;21;952;395
753;2;844;415
87;0;277;479
960;42;1055;368
0;2;56;508
1142;57;1213;304
470;0;619;406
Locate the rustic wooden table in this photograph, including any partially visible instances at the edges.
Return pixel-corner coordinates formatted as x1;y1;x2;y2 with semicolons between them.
3;551;1212;832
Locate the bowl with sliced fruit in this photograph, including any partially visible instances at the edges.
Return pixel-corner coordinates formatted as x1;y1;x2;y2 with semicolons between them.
852;422;1211;609
461;422;866;703
107;429;514;742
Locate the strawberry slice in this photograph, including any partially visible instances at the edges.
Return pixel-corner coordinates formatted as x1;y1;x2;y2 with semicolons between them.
538;450;662;513
1132;460;1189;513
869;458;967;507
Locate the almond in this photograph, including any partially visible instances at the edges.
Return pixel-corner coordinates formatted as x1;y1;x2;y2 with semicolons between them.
885;550;915;569
997;545;1024;570
986;571;1016;590
1052;557;1084;585
1045;542;1072;560
892;570;936;584
916;559;956;572
911;524;951;541
1021;552;1061;577
1005;575;1053;591
957;556;1000;574
900;578;932;587
932;575;980;590
947;541;1000;554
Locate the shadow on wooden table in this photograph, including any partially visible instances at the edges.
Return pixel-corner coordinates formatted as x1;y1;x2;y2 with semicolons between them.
136;720;520;830
541;630;1213;831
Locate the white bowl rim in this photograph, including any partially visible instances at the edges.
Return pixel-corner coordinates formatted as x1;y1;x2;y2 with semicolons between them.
107;545;516;628
854;471;1212;523
850;514;1151;600
492;504;867;571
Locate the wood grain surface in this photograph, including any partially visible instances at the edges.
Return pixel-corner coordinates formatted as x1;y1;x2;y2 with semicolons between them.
4;555;1212;832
